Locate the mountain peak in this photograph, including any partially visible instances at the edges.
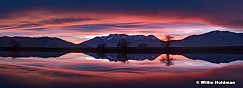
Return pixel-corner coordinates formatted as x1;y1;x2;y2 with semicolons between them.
206;30;236;35
108;34;127;37
81;34;162;47
173;30;243;47
147;35;157;38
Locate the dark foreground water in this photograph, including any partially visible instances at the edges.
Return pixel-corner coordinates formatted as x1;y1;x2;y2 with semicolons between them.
0;51;242;88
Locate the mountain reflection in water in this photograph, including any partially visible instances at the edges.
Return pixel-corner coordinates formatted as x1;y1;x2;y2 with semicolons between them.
1;51;243;64
0;51;242;88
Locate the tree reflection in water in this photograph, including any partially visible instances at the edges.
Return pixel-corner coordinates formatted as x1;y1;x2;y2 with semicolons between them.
160;54;175;66
93;52;161;64
10;51;20;59
116;53;129;64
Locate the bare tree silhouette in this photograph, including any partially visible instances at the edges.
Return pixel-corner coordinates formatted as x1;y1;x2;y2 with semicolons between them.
116;38;130;63
117;38;130;51
164;35;174;48
9;40;21;59
9;40;21;49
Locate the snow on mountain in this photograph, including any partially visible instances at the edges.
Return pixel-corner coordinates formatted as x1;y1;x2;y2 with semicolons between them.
81;30;243;47
80;34;163;47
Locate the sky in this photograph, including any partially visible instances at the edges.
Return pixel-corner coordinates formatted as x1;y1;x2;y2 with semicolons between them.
0;0;243;44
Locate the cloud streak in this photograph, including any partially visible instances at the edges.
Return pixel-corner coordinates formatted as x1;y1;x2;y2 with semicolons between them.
0;0;242;29
0;0;242;43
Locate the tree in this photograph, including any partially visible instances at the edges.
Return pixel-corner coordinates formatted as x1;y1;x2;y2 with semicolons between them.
9;40;20;49
164;35;174;48
117;38;130;48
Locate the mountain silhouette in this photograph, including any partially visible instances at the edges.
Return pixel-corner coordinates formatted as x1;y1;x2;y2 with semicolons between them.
85;53;243;64
80;34;163;47
85;53;160;62
0;36;88;48
184;54;243;64
0;51;67;58
172;30;243;47
1;30;243;48
81;30;243;47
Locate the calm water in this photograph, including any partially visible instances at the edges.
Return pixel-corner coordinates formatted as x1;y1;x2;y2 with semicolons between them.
0;51;243;88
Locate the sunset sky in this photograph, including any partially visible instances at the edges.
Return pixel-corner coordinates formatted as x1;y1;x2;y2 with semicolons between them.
0;0;243;44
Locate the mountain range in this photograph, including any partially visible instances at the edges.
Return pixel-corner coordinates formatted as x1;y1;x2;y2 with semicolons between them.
80;34;162;47
183;54;243;63
0;36;87;48
85;53;160;62
86;53;243;64
0;50;242;64
81;30;243;47
172;30;243;47
0;30;243;48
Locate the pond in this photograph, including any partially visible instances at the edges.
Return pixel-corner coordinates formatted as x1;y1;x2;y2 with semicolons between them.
0;51;242;88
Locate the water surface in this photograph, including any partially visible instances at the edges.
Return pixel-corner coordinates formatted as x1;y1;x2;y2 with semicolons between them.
0;51;242;88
